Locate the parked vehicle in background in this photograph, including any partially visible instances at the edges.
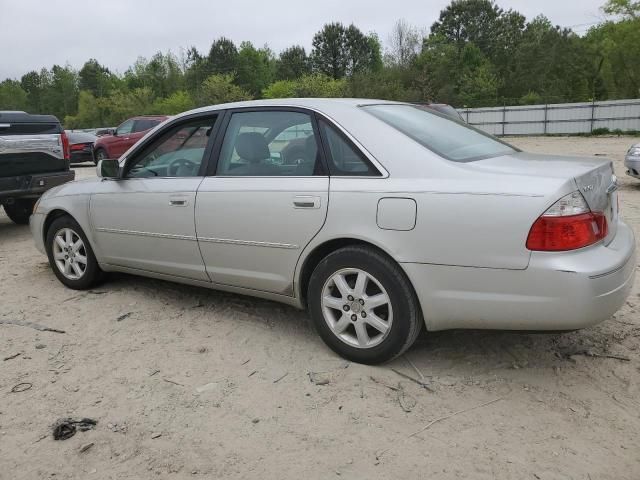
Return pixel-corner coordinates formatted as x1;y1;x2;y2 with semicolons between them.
0;111;74;224
417;103;465;122
93;116;168;161
624;143;640;179
30;99;634;364
66;131;97;164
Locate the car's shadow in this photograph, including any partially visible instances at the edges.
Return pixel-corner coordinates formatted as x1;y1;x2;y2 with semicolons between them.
99;272;606;375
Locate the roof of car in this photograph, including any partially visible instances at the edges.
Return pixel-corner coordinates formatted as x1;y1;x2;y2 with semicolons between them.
131;115;169;120
182;98;405;117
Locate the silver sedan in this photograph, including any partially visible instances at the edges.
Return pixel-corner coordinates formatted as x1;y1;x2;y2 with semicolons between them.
625;142;640;179
30;99;636;364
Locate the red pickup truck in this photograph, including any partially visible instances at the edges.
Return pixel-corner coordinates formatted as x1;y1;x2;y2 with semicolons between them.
93;115;168;161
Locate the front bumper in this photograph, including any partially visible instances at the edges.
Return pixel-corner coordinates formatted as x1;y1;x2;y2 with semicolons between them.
624;156;640;179
30;212;46;254
0;171;75;201
403;220;636;331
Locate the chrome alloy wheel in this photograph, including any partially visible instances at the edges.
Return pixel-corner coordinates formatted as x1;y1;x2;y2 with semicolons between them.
321;268;393;348
52;228;88;280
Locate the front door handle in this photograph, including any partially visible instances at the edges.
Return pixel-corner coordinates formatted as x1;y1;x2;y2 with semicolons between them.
293;195;320;209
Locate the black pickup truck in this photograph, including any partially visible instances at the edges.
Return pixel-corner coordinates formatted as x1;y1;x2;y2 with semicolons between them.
0;111;75;224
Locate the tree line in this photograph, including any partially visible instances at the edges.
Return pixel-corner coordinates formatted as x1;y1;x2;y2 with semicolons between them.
0;0;638;128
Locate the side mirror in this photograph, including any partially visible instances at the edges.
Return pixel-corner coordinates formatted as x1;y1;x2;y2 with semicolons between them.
97;159;120;179
112;129;118;136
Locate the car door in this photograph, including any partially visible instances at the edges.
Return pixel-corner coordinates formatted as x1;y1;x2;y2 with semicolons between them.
110;119;135;158
90;113;220;280
195;108;329;295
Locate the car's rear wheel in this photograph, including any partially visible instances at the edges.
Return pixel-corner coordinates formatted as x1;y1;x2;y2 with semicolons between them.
3;199;36;225
45;215;103;289
308;245;423;364
94;148;108;165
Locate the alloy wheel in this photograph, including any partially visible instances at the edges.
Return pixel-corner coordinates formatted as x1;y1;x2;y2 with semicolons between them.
321;268;393;348
52;228;88;280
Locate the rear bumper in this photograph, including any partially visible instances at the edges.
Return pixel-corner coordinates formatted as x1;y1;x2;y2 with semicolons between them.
0;171;75;201
403;220;636;331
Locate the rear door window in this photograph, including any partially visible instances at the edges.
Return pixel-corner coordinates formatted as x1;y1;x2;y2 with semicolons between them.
133;119;161;133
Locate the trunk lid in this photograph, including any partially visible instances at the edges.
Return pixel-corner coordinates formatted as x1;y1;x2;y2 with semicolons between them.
472;151;618;244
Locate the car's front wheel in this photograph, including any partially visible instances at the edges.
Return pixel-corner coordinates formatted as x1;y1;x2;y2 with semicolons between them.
45;215;103;289
3;199;36;225
308;245;423;364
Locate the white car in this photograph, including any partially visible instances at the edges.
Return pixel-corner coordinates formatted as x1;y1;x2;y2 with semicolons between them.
30;99;636;364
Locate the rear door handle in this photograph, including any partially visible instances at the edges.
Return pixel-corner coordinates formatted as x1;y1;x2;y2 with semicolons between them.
293;195;320;209
169;196;189;207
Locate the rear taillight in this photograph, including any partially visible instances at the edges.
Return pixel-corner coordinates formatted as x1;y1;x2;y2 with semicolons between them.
60;131;70;160
526;191;608;251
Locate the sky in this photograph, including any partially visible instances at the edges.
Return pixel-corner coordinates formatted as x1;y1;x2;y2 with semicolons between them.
0;0;608;80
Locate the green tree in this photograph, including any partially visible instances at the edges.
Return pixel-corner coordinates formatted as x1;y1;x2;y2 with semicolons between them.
207;37;239;75
585;17;640;98
197;74;251;106
20;70;46;113
235;42;275;97
276;46;310;80
78;59;113;97
64;90;101;128
0;80;28;110
311;23;382;79
152;90;195;114
603;0;640;18
262;74;347;98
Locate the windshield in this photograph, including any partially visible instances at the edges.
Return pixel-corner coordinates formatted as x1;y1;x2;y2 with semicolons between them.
363;104;517;162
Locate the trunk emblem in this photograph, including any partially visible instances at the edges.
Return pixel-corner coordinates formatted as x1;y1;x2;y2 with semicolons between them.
582;185;594;192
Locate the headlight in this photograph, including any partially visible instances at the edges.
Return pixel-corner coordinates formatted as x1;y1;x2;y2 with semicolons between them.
627;147;640;158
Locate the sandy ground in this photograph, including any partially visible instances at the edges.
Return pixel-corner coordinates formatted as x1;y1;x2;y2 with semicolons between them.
2;136;640;480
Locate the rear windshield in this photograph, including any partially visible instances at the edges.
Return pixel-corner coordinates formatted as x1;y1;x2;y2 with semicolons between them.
363;104;516;162
0;123;60;135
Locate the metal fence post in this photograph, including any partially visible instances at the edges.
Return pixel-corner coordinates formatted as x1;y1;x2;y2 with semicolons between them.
543;104;548;135
502;103;506;136
590;99;596;133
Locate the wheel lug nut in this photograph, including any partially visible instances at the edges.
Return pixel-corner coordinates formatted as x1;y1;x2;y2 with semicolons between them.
351;314;357;321
361;312;367;318
343;305;349;311
347;295;354;301
358;299;364;305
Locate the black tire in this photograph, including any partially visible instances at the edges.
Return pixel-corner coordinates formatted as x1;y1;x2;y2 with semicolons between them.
45;215;104;290
3;199;36;225
94;148;107;165
307;245;423;364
